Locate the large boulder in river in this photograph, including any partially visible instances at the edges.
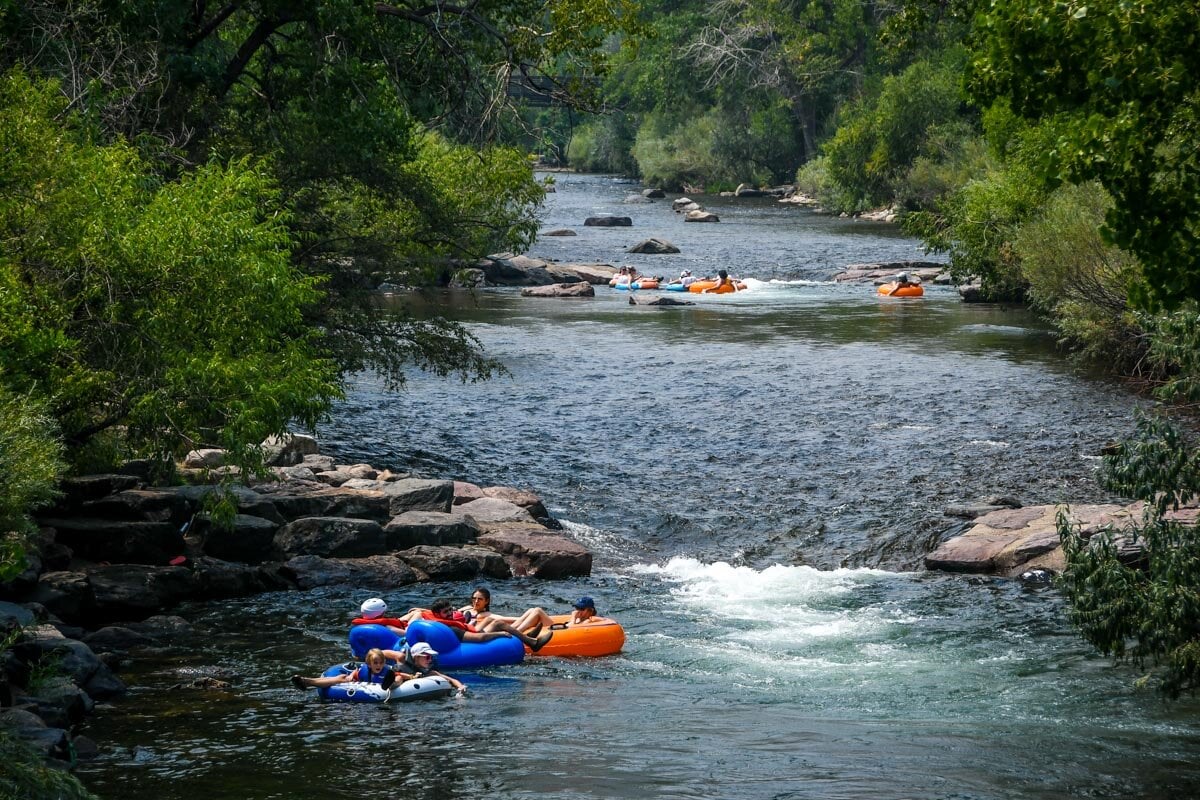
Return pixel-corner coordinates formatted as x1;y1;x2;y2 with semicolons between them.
521;282;595;298
12;625;126;700
381;479;455;516
171;484;285;524
453;481;486;504
190;556;282;599
273;517;386;559
627;238;680;254
383;511;481;549
253;485;389;522
396;545;511;582
30;571;97;623
36;518;184;565
84;564;198;623
261;432;319;466
476;522;592;578
684;210;720;223
451;497;537;525
280;554;419;589
481;487;550;521
195;514;280;563
584;215;633;227
925;503;1135;577
78;489;189;524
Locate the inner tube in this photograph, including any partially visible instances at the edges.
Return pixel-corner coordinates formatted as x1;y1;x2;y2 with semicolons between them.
877;282;924;297
526;615;626;657
688;279;745;294
665;283;687;292
405;620;526;669
315;662;454;703
349;621;526;670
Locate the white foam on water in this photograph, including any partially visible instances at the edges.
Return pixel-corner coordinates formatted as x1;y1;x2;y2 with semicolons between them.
631;558;922;681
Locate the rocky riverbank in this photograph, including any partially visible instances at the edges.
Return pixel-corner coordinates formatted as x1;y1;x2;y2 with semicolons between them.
0;433;587;772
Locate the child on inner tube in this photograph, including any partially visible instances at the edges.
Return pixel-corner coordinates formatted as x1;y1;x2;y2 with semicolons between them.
291;647;404;690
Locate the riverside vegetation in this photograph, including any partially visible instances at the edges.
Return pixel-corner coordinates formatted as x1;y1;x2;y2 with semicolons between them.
1;1;1199;793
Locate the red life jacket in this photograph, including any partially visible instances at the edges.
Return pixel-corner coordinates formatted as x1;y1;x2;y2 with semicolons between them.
351;616;409;629
420;610;476;632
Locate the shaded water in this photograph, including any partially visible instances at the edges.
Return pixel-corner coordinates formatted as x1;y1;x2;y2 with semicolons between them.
77;174;1199;799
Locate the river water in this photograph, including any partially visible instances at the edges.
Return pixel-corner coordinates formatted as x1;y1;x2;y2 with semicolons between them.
77;174;1199;799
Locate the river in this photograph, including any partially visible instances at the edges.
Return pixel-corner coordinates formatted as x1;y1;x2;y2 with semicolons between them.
76;173;1200;799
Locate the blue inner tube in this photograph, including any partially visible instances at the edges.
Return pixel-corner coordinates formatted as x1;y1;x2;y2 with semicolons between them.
349;621;526;669
613;282;635;290
665;283;686;291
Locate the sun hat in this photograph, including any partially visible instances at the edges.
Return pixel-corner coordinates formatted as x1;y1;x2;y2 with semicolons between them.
680;270;691;277
573;596;596;611
360;598;387;618
409;642;438;657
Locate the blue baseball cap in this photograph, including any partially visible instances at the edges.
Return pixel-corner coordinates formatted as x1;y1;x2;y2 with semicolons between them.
573;596;596;611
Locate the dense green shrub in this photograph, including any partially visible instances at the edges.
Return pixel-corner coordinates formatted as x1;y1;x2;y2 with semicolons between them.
1141;307;1200;405
1058;413;1200;698
566;115;638;175
1014;182;1144;366
894;125;987;211
0;390;64;582
630;109;722;190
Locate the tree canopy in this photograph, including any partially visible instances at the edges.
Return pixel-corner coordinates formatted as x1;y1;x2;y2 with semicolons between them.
967;0;1200;309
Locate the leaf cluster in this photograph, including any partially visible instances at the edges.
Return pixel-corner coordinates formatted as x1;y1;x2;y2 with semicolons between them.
1;70;340;470
967;0;1200;309
1058;414;1200;698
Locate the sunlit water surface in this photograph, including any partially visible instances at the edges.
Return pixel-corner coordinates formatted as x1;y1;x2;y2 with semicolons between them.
78;174;1199;800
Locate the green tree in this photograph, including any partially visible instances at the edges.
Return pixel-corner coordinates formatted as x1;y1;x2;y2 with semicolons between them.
0;70;340;468
1;0;643;390
967;0;1200;309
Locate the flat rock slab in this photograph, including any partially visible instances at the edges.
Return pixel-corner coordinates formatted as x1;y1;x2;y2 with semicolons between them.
926;504;1127;576
522;282;595;298
451;497;536;525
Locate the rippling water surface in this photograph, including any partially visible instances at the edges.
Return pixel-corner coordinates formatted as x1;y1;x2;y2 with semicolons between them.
78;174;1200;799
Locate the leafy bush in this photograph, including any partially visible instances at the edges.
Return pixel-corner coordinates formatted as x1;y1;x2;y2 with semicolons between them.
1058;413;1200;698
0;730;97;799
1141;306;1200;405
566;116;638;174
823;56;969;212
630;109;722;190
0;390;64;582
1014;181;1144;366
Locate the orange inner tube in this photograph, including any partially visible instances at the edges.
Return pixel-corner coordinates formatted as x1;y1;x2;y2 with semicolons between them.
688;279;745;294
877;282;924;297
524;615;626;657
